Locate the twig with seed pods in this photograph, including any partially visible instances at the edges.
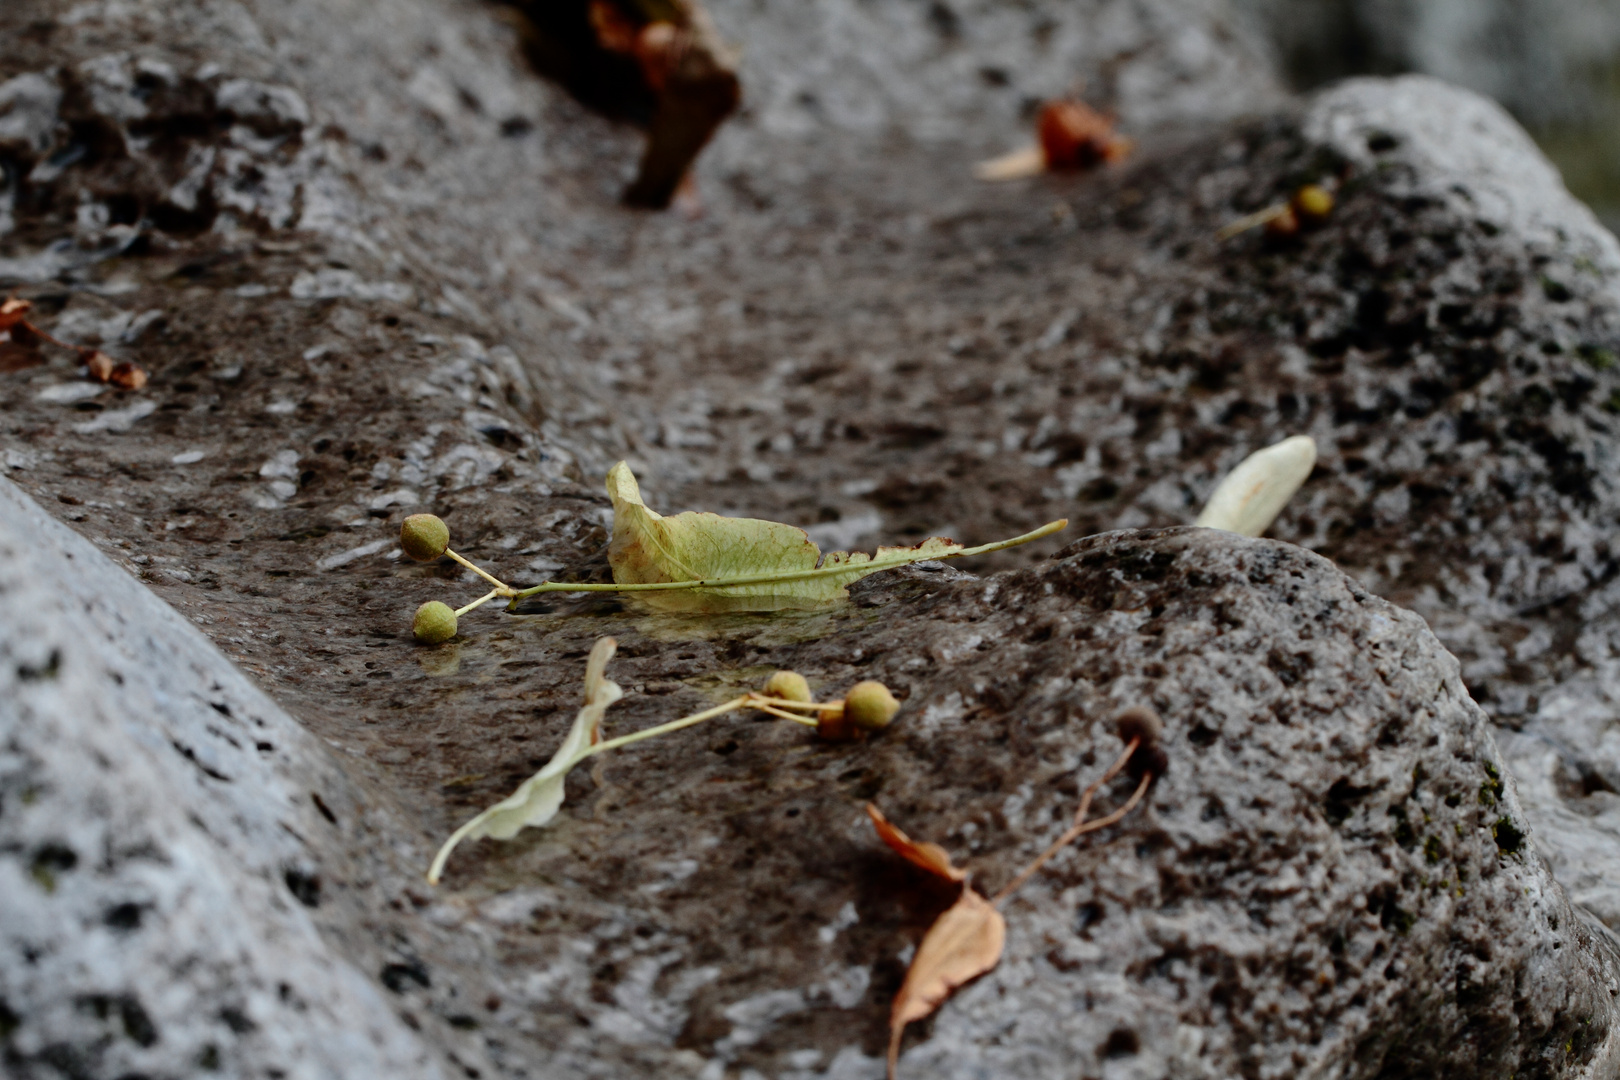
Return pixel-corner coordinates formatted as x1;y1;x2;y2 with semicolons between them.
0;296;149;389
397;509;1066;642
425;645;904;885
1215;183;1336;241
873;706;1167;1079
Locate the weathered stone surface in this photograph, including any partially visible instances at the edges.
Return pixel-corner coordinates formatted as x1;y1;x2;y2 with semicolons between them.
6;0;1620;1076
0;476;441;1079
9;466;1620;1077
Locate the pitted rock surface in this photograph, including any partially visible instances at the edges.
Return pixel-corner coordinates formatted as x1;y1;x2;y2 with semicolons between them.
6;0;1620;1077
0;476;444;1079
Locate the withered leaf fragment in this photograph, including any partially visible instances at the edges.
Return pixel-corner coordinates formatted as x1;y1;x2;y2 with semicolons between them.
887;888;1005;1079
85;350;116;382
865;802;965;883
108;361;148;390
873;709;1165;1078
0;297;32;332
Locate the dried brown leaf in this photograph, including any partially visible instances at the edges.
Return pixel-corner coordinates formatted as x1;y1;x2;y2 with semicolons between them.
108;362;148;390
866;802;966;883
887;888;1005;1078
0;297;32;333
1038;100;1130;170
85;350;116;383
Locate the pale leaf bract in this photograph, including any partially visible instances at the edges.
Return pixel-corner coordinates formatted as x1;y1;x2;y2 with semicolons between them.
427;637;623;884
1194;435;1316;537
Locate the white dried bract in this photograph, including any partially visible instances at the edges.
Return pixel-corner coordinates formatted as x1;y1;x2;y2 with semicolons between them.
427;637;623;884
1194;435;1317;537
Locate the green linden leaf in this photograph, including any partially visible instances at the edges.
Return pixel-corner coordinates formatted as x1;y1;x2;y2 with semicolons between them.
602;461;1055;612
428;637;623;884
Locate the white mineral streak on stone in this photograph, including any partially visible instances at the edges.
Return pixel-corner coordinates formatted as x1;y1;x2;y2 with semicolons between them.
258;449;299;479
71;399;156;434
317;537;392;571
367;487;419;510
0;477;442;1078
35;382;106;404
215;78;311;129
818;901;859;945
595;951;721;1046
1195;435;1317;537
290;268;412;303
478;886;559;925
0;72;63;154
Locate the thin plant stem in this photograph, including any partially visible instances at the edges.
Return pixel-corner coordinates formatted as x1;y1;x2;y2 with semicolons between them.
583;696;752;757
446;548;511;592
747;694;840;713
751;702;820;727
991;739;1146;906
18;319;89;354
1068;736;1139;828
1215;202;1289;241
454;589;501;617
505;519;1068;605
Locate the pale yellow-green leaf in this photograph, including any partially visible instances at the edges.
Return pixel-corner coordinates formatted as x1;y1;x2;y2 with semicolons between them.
427;637;622;884
1194;435;1316;537
605;461;1039;612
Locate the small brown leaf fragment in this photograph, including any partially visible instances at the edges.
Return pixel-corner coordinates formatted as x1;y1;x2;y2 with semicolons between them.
0;297;32;332
85;350;116;383
1038;100;1130;170
108;362;148;390
887;888;1005;1079
865;803;966;883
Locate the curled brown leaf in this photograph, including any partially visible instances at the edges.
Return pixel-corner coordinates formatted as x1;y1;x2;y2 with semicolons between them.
865;802;966;883
85;350;116;382
887;888;1005;1079
0;297;32;332
108;362;149;390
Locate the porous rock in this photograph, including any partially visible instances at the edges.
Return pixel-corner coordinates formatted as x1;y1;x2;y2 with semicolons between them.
3;0;1620;1076
655;527;1620;1079
0;476;442;1079
7;456;1620;1077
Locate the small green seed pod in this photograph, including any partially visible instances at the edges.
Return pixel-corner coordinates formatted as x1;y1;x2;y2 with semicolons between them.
764;670;812;703
413;600;458;644
400;514;450;562
1292;183;1334;223
844;680;900;732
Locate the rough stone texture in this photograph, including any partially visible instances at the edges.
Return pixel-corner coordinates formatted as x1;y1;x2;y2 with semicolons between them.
0;476;442;1079
6;0;1620;1076
1234;0;1620;130
9;467;1620;1078
700;0;1281;148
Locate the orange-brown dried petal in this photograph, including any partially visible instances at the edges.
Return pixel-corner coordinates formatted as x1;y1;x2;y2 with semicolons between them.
865;803;966;883
85;350;117;382
109;362;148;390
0;297;32;332
887;889;1005;1078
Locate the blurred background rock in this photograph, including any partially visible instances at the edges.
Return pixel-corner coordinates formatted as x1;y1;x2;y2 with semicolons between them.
1237;0;1620;230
